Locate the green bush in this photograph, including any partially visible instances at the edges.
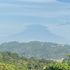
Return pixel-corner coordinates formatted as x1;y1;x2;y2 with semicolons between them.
44;63;70;70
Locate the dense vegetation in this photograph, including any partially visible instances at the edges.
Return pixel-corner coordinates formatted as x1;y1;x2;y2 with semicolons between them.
0;52;69;70
0;41;70;70
0;41;70;59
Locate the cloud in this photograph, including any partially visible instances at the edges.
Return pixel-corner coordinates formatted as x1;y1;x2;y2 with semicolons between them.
57;0;70;3
0;22;27;37
0;0;70;18
18;0;56;3
49;24;70;40
0;0;70;43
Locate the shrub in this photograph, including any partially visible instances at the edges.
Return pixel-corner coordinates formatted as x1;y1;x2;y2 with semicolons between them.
44;63;70;70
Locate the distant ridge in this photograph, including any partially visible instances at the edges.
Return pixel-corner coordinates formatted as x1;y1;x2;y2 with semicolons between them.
0;41;70;59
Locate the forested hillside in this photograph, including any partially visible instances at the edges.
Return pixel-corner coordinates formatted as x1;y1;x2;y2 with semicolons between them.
0;41;70;59
0;52;69;70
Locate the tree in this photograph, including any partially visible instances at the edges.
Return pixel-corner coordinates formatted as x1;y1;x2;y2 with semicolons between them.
65;54;70;65
44;63;70;70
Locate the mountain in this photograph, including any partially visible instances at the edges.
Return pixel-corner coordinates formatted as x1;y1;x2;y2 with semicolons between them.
9;24;66;44
0;41;70;59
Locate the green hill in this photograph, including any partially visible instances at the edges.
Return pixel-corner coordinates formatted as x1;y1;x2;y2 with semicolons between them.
0;41;70;59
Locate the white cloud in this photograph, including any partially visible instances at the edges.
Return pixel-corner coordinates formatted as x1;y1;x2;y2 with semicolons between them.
18;0;56;3
0;0;70;18
0;4;70;18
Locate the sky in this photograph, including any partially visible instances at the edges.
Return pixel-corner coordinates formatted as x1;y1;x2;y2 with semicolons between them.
0;0;70;44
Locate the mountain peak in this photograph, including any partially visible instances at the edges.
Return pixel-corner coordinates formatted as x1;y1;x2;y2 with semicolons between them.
24;24;49;33
9;24;66;43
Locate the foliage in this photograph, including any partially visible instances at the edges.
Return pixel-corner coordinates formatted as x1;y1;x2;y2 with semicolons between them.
0;41;70;59
44;63;70;70
0;52;69;70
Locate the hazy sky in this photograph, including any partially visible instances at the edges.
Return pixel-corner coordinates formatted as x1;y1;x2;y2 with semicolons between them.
0;0;70;44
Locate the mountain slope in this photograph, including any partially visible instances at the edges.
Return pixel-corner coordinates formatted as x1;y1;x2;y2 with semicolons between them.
0;41;70;59
9;24;66;43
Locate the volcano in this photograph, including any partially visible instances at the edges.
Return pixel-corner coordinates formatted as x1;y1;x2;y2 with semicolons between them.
9;24;66;43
